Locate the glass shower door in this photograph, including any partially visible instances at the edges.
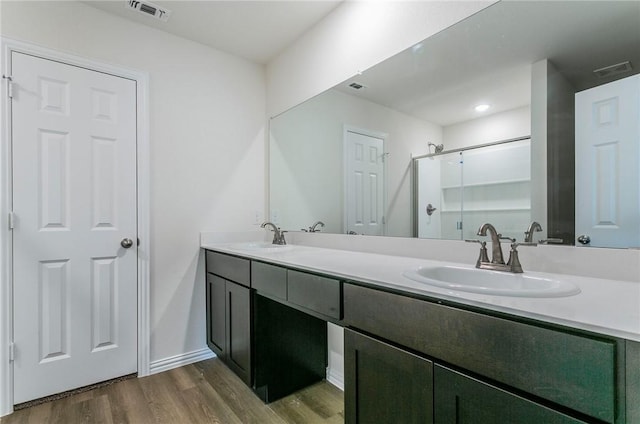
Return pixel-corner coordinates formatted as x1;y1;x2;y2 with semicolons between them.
460;140;532;241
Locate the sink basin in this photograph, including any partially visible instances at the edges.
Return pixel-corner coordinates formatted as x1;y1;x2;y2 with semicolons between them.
402;265;580;298
230;242;295;253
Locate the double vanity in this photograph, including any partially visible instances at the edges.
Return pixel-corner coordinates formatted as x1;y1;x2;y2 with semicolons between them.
201;238;639;424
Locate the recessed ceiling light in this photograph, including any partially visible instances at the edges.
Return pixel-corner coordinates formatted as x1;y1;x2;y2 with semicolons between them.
475;104;490;112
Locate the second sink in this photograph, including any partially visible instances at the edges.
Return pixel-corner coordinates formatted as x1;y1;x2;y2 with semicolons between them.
402;265;580;298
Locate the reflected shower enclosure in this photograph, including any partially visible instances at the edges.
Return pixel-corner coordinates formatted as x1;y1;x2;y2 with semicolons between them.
415;138;531;242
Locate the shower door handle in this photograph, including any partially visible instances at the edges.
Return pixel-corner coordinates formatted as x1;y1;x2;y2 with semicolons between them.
426;203;437;216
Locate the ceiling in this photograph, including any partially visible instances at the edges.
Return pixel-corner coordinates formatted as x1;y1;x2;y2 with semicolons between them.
334;1;640;126
83;0;342;64
84;1;639;126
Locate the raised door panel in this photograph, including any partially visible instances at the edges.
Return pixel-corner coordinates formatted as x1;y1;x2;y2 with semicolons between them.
575;74;640;248
206;274;226;357
434;365;587;424
345;329;433;424
345;130;385;236
226;281;252;385
12;51;137;403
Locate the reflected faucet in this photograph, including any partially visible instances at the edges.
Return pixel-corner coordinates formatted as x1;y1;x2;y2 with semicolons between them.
261;222;287;245
524;221;564;244
524;221;543;243
309;221;325;232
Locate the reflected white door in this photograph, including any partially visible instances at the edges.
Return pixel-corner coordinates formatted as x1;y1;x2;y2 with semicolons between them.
575;74;640;248
12;52;138;403
344;129;385;235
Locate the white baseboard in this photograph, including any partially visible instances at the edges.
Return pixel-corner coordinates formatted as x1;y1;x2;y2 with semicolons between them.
326;366;344;391
149;348;215;375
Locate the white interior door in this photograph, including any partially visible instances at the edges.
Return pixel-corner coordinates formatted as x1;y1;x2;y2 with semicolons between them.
11;52;138;403
575;74;640;248
344;130;385;235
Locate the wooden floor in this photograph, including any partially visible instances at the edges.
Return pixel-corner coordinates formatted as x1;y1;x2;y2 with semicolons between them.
1;358;344;424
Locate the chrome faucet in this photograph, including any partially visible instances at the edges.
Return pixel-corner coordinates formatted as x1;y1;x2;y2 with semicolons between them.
477;223;507;264
467;223;536;273
524;221;543;243
261;222;287;245
308;221;325;232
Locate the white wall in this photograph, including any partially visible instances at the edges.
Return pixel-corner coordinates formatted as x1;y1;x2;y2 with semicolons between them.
1;1;266;366
443;106;531;149
270;89;441;237
266;1;496;117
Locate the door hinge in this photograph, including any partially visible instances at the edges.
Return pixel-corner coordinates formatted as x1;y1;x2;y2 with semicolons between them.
8;212;15;230
3;75;13;98
9;343;15;362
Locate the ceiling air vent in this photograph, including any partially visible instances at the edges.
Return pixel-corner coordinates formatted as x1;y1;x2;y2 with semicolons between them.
349;82;366;90
593;61;633;78
126;0;171;22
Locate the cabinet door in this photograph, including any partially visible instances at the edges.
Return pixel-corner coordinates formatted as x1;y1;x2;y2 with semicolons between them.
434;365;587;424
345;329;433;424
206;274;226;358
226;281;252;385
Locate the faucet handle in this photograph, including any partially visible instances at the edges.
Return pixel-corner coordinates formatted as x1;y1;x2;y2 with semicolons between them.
506;244;524;273
465;239;483;244
511;241;537;248
539;238;563;245
465;239;489;267
275;229;287;245
498;234;516;243
505;241;536;273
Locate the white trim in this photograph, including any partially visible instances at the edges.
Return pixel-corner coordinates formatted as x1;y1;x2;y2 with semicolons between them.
342;125;389;236
0;37;151;417
326;366;345;392
149;349;216;376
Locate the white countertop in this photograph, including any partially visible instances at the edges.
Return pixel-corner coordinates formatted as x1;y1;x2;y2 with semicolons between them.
201;242;640;342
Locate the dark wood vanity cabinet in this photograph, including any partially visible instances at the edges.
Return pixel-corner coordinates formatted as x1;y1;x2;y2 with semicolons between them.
205;251;252;385
343;282;626;424
434;365;587;424
250;260;335;403
344;328;589;424
345;329;433;424
205;252;334;400
204;249;637;423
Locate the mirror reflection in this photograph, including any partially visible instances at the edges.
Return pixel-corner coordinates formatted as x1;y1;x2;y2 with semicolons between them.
416;138;531;242
269;1;640;247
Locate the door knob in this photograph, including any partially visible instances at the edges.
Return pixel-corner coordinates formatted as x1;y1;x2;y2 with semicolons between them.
577;235;591;245
121;238;134;249
426;203;437;216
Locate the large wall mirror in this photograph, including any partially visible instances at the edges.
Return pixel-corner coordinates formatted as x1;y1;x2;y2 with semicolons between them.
270;1;640;248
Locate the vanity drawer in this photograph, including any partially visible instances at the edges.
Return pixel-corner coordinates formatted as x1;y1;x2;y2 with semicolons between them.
251;261;287;300
206;251;250;287
343;283;616;423
288;270;342;320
